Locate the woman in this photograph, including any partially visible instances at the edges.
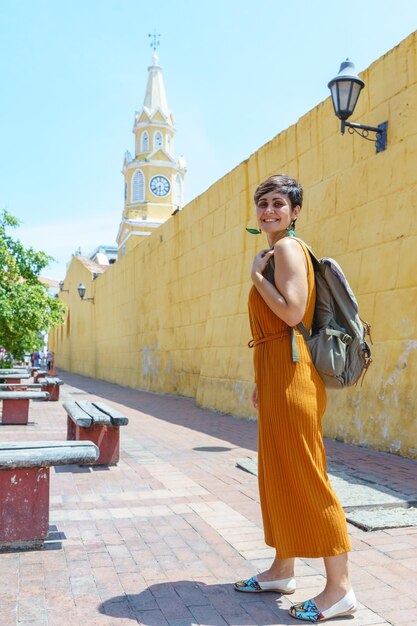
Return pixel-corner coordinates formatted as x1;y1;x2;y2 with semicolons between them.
234;175;356;623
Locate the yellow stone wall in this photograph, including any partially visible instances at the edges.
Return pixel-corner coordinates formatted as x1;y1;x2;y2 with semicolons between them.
51;32;417;458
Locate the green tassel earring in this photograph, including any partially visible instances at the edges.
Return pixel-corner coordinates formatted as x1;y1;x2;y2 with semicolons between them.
246;227;262;234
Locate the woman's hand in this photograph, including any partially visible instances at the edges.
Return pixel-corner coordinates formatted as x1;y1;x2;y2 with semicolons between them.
251;248;274;280
252;384;258;409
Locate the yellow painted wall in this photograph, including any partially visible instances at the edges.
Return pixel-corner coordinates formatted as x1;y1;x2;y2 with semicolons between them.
51;31;417;458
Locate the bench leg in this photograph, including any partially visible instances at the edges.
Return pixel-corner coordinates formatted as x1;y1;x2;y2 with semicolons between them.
0;466;50;550
2;399;29;425
76;424;120;465
67;415;76;440
42;383;60;401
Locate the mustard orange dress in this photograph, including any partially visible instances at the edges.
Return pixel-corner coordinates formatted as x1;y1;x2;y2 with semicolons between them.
248;240;351;558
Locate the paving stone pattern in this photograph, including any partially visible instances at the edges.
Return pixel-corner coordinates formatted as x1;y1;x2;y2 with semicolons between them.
236;458;417;530
1;370;417;625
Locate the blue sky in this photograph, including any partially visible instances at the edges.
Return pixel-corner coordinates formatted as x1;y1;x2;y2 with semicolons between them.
1;0;416;279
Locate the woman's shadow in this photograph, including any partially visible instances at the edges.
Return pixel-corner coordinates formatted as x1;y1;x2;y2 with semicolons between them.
99;579;296;625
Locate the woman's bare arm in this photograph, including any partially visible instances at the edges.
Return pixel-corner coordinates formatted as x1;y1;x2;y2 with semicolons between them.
251;238;308;327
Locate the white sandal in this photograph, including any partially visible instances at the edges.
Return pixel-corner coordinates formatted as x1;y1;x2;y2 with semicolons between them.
289;588;357;622
234;575;296;594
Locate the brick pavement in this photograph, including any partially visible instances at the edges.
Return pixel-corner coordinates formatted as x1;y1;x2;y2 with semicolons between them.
0;370;416;626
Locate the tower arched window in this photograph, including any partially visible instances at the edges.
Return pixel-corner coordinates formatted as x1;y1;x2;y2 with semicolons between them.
166;135;171;153
174;174;182;207
141;131;149;152
154;131;163;150
132;169;145;202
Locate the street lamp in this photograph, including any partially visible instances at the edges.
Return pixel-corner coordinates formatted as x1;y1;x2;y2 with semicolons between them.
58;280;69;293
77;282;94;303
328;59;388;153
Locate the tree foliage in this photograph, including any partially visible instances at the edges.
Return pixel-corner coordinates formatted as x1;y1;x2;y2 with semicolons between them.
0;210;66;362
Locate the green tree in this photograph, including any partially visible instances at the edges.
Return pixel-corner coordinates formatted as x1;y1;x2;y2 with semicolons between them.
0;210;66;364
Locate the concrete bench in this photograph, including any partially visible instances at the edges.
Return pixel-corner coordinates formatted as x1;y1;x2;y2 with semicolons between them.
0;391;50;425
0;383;42;389
37;377;64;401
64;401;128;465
0;372;31;384
0;440;98;550
33;369;48;383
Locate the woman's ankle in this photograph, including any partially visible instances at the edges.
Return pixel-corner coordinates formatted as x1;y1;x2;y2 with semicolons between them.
258;566;294;581
315;583;352;607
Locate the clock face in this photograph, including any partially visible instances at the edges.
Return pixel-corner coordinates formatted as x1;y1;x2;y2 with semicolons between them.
150;175;170;197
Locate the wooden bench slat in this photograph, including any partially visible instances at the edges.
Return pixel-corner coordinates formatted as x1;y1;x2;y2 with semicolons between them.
75;401;112;425
65;400;128;428
37;377;63;385
63;401;93;427
91;402;129;426
0;440;99;469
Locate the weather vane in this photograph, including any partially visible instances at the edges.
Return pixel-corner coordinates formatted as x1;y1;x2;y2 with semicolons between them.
148;30;161;51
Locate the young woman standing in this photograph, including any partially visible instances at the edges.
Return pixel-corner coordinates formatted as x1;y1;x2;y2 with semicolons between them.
234;175;356;623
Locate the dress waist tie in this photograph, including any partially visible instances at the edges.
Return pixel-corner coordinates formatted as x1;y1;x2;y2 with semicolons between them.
248;328;300;363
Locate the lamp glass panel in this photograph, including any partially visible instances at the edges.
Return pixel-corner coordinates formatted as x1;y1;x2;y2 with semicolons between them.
336;80;362;119
329;82;340;116
347;81;362;114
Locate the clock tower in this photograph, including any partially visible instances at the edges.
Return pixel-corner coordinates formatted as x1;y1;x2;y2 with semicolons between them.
117;46;186;253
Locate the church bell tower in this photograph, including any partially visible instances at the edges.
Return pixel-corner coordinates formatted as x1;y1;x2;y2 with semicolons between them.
117;40;186;253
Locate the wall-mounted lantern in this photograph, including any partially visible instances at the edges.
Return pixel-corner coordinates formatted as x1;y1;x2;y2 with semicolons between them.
77;282;94;303
328;59;388;153
58;280;69;293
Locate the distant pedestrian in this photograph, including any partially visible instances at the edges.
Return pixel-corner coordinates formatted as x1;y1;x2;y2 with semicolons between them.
47;350;54;372
31;350;40;367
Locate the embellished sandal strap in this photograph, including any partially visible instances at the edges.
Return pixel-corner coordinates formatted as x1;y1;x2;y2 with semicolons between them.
234;576;261;591
290;598;323;622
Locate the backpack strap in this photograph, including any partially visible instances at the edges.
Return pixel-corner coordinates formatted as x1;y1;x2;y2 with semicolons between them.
290;328;299;363
290;238;317;363
290;322;308;363
297;322;310;342
292;236;320;266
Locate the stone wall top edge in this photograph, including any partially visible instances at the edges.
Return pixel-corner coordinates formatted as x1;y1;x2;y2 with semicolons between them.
364;29;416;73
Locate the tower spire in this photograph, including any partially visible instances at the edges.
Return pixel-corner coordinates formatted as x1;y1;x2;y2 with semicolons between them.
117;37;186;252
143;33;169;117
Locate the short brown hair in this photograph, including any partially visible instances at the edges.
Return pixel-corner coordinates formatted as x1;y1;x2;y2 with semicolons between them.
254;175;303;209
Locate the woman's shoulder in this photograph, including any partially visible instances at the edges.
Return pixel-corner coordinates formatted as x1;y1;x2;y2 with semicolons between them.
273;236;305;254
273;236;308;271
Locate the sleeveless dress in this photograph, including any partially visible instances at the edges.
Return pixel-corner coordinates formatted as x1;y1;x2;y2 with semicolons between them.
248;240;351;558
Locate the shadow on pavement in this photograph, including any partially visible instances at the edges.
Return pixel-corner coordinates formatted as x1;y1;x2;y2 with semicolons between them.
58;370;258;452
98;580;294;625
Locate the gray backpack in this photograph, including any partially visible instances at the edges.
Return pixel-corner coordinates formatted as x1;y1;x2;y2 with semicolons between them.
293;239;372;388
265;239;373;389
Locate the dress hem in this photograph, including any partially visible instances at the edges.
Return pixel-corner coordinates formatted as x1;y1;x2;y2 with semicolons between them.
264;541;352;560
